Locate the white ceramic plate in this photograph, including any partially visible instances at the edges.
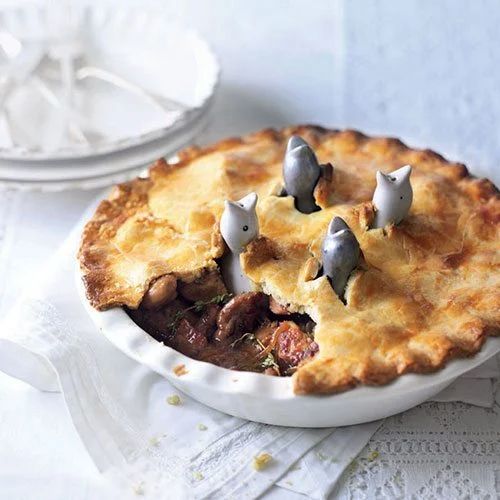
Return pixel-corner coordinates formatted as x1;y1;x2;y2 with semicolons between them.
0;103;212;191
0;4;219;161
78;276;500;427
0;4;219;190
0;163;147;192
0;100;213;181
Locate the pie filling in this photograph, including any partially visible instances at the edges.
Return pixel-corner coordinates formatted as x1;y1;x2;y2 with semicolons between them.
127;270;318;376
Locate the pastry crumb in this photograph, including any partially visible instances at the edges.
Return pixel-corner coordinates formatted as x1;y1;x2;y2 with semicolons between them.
148;436;160;447
173;364;188;376
167;394;181;405
193;471;204;481
253;452;273;471
349;459;359;473
132;482;145;495
197;423;208;431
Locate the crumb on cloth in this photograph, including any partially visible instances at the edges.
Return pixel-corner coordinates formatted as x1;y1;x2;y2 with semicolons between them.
253;452;273;471
173;364;188;376
167;394;181;405
132;481;145;495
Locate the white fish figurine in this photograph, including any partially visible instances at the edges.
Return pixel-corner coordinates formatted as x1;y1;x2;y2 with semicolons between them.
321;216;360;299
372;165;413;229
283;135;321;214
219;192;259;294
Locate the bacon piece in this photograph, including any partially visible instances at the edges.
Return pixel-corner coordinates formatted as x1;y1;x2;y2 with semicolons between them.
273;321;318;368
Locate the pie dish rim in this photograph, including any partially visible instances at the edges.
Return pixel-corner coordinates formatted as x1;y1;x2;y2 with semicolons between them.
78;274;500;426
78;124;500;396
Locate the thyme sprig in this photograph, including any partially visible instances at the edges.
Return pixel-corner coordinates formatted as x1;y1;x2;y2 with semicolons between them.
167;311;186;333
230;329;281;374
260;352;280;372
167;293;233;333
193;293;232;312
230;332;256;349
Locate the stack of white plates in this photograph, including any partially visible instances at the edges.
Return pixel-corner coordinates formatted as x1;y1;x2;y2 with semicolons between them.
0;4;219;191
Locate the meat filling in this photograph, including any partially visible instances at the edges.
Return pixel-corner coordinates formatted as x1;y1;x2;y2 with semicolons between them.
128;271;318;375
215;292;269;341
273;321;318;370
177;270;227;302
141;274;177;310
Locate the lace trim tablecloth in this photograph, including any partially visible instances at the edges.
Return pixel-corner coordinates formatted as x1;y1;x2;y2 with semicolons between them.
331;400;500;499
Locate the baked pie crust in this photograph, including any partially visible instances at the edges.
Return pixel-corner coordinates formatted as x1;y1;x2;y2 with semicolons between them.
79;125;500;394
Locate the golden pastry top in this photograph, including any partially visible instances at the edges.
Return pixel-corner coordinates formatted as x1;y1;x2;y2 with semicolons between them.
79;125;500;394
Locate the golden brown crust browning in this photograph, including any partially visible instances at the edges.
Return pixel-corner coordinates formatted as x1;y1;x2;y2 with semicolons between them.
79;126;500;394
79;172;153;309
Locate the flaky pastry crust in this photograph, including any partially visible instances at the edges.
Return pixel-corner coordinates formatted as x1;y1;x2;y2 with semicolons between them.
79;125;500;394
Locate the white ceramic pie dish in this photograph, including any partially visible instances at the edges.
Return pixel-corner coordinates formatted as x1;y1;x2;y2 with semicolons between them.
78;276;500;428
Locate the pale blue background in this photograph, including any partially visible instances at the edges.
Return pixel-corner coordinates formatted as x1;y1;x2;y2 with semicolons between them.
3;0;499;181
162;0;499;184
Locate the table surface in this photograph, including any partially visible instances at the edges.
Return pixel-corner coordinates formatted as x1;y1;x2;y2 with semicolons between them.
1;1;500;498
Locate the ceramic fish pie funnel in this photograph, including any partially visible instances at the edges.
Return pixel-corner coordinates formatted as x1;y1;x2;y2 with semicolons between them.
219;192;259;294
283;135;322;214
372;165;413;229
321;216;360;299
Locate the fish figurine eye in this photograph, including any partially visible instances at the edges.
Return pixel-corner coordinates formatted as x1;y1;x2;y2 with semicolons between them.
372;165;413;229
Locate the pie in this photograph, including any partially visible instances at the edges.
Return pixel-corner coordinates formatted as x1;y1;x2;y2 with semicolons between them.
79;125;500;394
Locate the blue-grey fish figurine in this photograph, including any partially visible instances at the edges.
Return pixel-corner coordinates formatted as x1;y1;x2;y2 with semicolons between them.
321;216;360;299
372;165;413;229
283;135;321;214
